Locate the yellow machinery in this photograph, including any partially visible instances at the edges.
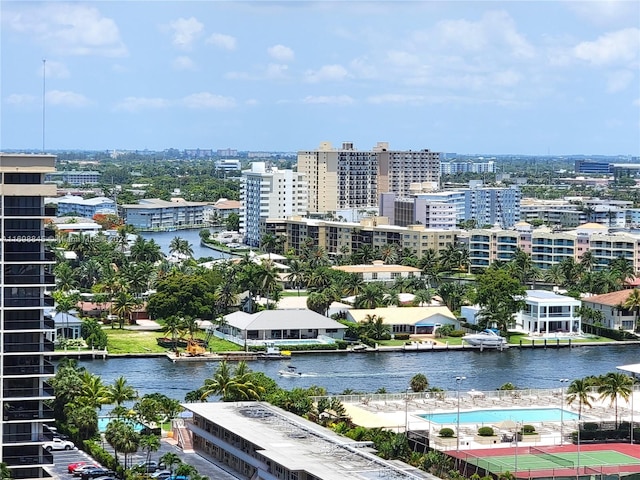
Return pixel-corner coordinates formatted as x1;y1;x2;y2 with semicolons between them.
185;339;207;356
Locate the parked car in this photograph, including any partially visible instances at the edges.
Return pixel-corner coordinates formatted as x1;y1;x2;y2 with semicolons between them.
73;466;103;477
150;470;171;480
68;462;92;474
80;468;115;480
135;461;163;473
43;438;75;451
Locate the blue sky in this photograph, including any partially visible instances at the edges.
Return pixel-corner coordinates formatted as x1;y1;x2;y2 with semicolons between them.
1;1;639;155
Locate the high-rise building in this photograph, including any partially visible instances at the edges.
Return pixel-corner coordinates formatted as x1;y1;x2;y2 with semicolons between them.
297;142;441;214
240;162;307;247
1;153;57;478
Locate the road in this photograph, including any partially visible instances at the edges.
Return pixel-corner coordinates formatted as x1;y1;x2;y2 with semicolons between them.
47;438;241;480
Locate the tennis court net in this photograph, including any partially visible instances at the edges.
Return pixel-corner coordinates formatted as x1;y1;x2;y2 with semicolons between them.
529;446;575;468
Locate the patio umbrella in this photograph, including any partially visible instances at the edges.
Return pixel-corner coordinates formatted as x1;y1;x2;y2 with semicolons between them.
496;419;517;430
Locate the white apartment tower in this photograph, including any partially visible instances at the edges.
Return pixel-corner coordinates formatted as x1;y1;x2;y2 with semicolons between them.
240;163;307;247
298;142;441;214
0;154;57;478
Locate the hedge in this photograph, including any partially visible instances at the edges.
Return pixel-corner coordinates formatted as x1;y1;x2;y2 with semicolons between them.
439;427;455;438
83;440;124;477
477;426;495;437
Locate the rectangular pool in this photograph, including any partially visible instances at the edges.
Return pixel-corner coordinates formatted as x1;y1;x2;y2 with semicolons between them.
97;417;146;432
419;408;578;424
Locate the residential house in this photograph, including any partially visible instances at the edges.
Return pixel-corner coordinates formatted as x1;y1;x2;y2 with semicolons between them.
346;306;458;335
332;261;421;284
580;290;638;332
217;310;346;346
518;290;582;335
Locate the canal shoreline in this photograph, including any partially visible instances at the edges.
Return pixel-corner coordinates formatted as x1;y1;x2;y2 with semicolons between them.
50;339;640;362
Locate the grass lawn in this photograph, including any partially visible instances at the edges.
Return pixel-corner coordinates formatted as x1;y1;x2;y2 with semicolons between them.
377;339;411;347
104;328;242;354
507;333;616;344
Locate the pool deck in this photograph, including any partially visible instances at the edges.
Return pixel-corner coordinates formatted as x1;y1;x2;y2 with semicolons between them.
338;388;639;452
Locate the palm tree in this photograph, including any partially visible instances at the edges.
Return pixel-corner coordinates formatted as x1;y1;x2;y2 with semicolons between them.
378;244;398;264
285;259;307;296
54;262;78;292
213;282;238;317
260;233;278;254
597;372;633;427
362;314;390;340
566;378;595;419
543;264;565;287
130;236;163;263
610;256;636;285
354;282;385;309
436;282;467;313
163;316;184;350
342;273;365;297
579;250;596;273
108;376;137;407
169;236;194;258
139;434;161;467
159;452;182;475
410;374;429;392
77;371;110;410
622;288;640;331
105;418;128;465
413;289;433;307
53;291;79;344
112;291;141;329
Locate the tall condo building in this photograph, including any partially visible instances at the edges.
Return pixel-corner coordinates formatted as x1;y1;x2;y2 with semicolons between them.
240;162;307;247
298;142;441;214
0;154;57;478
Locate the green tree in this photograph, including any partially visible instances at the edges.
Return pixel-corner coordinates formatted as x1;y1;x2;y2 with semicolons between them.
159;452;182;475
225;212;240;231
409;374;429;392
475;268;526;335
108;376;137;407
361;314;391;341
622;289;640;330
566;378;595;419
597;372;633;427
139;434;161;467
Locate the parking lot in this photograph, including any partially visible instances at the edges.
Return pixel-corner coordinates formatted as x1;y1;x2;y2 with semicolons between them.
46;438;240;480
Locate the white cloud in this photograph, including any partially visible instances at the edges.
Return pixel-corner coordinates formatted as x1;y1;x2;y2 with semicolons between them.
574;28;640;66
41;61;69;79
268;44;294;62
634;98;640;107
366;94;426;105
386;50;421;68
169;17;203;49
567;1;639;27
265;64;289;80
114;97;170;112
349;57;378;79
303;95;354;105
206;33;237;51
4;4;127;57
46;90;90;107
5;94;36;106
606;70;635;93
304;64;349;83
182;92;236;109
173;56;197;71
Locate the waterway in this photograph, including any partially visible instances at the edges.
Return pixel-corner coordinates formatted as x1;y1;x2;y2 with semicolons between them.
140;228;232;260
83;344;639;400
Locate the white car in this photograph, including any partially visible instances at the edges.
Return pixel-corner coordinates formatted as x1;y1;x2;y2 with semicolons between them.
43;437;75;451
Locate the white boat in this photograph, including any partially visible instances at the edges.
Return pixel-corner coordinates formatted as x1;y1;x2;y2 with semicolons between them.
462;329;508;348
278;365;302;377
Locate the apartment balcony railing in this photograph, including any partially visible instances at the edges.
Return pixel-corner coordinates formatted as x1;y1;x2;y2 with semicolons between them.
3;341;55;353
4;274;55;285
4;318;55;331
3;452;53;467
4;362;55;376
3;297;54;308
3;384;55;399
4;405;54;421
4;251;55;262
3;431;54;444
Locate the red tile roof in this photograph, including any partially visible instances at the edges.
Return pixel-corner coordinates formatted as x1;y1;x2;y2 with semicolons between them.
582;290;637;307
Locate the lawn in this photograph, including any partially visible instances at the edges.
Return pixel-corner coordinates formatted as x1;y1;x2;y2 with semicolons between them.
104;328;242;354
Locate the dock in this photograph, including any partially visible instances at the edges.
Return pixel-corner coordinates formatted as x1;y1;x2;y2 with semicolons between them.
45;349;109;360
165;351;292;363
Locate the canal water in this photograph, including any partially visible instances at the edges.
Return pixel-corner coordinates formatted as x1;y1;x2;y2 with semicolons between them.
140;228;233;260
83;344;639;400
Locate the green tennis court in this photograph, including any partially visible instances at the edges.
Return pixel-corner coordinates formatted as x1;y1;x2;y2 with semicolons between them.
463;449;640;475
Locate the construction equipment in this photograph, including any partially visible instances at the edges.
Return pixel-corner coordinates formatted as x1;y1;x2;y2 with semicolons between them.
185;339;207;356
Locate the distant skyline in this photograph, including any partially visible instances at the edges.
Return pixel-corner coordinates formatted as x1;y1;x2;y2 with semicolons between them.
1;1;639;155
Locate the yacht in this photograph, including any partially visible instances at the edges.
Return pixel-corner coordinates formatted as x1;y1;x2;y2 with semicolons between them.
462;329;508;348
278;365;302;377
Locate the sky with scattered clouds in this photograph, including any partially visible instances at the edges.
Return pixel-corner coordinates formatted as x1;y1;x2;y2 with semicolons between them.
1;1;639;155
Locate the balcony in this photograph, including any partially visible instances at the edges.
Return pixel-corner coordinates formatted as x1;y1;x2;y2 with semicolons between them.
5;318;55;330
4;341;54;353
4;274;55;285
3;384;55;399
4;451;53;467
4;251;55;262
4;361;55;376
3;431;53;444
4;405;54;421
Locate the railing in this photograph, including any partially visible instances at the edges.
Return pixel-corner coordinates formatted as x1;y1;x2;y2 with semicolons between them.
4;362;55;376
4;274;55;285
4;342;54;353
5;318;55;330
4;405;54;421
3;385;55;398
3;452;53;466
3;431;53;443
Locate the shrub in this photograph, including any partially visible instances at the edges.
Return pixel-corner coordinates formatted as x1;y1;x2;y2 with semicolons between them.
448;330;465;337
394;334;410;340
477;426;495;437
521;425;536;434
439;427;455;438
582;422;599;432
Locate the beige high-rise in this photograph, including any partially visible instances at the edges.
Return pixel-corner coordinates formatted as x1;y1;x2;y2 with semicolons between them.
298;142;441;214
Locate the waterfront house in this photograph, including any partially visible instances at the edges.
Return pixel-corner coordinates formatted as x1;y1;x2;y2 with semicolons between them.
120;197;209;231
47;311;83;344
517;290;582;335
332;261;422;285
218;310;346;346
346;306;458;335
580;290;638;332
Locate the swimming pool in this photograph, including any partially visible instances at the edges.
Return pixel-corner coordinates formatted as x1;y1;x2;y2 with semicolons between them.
97;417;145;432
419;408;579;424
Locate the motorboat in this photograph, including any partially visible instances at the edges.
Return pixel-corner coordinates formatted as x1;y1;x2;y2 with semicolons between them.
462;329;508;348
278;365;302;377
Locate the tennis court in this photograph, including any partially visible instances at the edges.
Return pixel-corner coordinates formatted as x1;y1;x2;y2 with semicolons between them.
456;443;640;479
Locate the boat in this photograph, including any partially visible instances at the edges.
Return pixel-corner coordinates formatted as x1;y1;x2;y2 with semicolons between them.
278;365;302;377
462;329;508;349
260;345;291;360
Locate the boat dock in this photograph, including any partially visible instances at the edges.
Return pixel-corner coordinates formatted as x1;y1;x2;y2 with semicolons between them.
165;351;291;363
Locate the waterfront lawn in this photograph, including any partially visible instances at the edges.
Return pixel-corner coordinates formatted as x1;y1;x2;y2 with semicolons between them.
507;333;616;344
105;329;242;354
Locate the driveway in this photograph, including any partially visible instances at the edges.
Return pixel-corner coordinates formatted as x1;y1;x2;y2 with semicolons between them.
47;447;100;479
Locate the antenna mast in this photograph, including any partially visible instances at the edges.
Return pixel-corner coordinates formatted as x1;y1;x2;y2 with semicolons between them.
42;58;46;153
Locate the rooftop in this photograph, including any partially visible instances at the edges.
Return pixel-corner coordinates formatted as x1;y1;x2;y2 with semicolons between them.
581;289;635;307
